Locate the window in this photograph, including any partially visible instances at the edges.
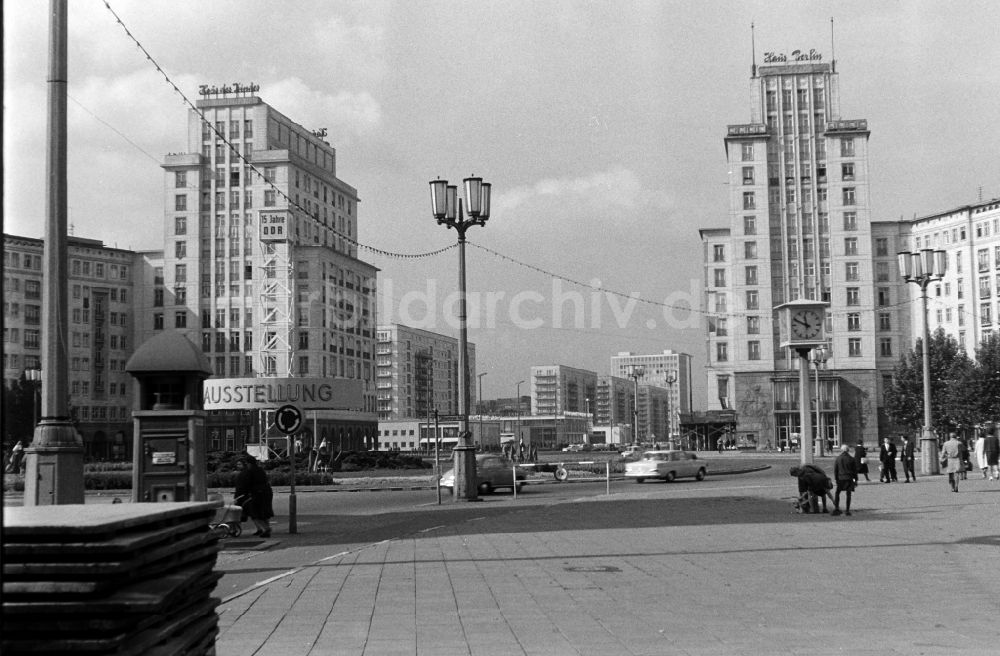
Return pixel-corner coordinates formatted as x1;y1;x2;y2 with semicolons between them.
175;171;186;188
848;338;862;357
879;338;893;357
175;194;187;211
873;261;889;282
744;242;757;259
843;212;857;231
24;279;41;299
742;166;754;185
716;342;728;362
958;305;965;327
957;278;964;299
714;293;727;313
841;138;855;157
980;303;992;326
745;290;759;310
741;143;753;161
978;248;989;272
244;119;253;138
175;241;186;259
847;313;861;331
713;245;725;262
842;188;856;206
878;287;891;306
846;262;859;281
264;190;276;207
845;237;858;256
743;192;755;210
715;318;728;337
175;311;187;328
174;216;187;235
744;316;759;335
846;287;860;306
841;163;855;181
175;264;187;282
743;215;756;235
154;313;164;330
745;266;758;285
713;269;726;287
174;286;187;304
874;237;888;257
980;276;991;298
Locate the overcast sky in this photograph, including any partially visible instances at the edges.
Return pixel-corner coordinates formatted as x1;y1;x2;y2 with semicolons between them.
5;0;1000;405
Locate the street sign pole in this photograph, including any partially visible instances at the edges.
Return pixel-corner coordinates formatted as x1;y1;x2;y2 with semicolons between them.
275;404;303;534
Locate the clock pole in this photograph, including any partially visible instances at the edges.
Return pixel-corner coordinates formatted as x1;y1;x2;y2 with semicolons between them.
795;347;814;465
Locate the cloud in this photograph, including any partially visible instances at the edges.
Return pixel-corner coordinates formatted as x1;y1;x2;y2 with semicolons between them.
496;166;675;216
263;77;382;137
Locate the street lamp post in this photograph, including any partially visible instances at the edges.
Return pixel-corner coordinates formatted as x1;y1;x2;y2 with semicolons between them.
26;369;43;426
898;248;947;475
664;372;677;449
430;176;492;501
810;345;829;457
477;372;487;448
626;365;645;445
515;380;525;458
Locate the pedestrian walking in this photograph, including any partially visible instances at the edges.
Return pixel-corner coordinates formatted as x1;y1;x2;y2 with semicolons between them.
790;464;833;514
235;455;274;537
831;444;858;516
940;433;964;492
974;432;987;479
879;437;897;483
983;426;1000;481
854;440;870;482
5;440;25;474
900;435;916;482
959;437;971;480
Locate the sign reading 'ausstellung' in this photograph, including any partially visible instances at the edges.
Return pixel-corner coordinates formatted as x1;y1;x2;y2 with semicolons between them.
203;377;363;411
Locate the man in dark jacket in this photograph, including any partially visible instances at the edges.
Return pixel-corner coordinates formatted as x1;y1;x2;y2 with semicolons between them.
900;435;916;482
790;464;832;513
879;437;898;483
984;426;1000;480
831;444;858;516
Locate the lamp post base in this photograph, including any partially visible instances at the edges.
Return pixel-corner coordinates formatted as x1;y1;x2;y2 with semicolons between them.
920;433;940;475
451;432;480;502
23;419;84;506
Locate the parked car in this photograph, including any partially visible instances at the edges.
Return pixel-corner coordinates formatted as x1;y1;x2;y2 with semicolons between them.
562;444;592;452
439;454;527;494
624;450;707;483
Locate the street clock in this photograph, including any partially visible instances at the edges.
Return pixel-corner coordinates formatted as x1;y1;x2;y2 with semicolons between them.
777;299;829;350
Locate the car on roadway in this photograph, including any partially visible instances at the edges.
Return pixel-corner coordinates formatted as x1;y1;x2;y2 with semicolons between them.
439;453;527;495
562;444;591;452
619;445;644;460
624;450;707;483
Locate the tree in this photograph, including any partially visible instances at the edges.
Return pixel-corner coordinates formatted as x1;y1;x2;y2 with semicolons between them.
885;328;972;435
970;333;1000;424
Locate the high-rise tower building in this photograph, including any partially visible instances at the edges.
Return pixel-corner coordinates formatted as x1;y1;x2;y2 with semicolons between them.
138;89;378;449
700;47;904;449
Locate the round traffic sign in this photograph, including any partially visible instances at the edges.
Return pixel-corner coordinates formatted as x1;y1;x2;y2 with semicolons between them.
274;404;303;435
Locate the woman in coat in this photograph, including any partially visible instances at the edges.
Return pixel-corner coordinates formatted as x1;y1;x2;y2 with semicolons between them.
853;440;870;482
234;456;274;537
940;433;965;492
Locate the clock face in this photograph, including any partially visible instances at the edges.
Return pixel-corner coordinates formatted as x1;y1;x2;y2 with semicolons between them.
790;309;824;340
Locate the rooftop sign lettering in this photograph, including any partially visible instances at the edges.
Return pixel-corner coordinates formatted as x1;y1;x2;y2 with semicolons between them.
199;82;261;96
763;49;823;64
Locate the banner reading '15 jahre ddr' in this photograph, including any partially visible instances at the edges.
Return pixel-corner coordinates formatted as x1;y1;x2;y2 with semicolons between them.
202;377;363;411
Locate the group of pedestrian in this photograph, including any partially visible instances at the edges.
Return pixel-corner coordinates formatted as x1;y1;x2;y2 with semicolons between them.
973;429;1000;481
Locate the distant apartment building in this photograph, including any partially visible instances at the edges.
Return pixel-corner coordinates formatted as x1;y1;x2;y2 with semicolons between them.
699;47;901;449
609;350;691;436
138;89;378;449
529;365;597;416
375;323;476;420
3;234;137;459
898;199;1000;353
595;375;633;428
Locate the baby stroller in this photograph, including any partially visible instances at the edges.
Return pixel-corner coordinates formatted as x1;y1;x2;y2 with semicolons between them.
208;493;243;538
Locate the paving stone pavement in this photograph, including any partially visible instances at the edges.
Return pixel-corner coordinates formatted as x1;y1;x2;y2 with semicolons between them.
215;475;1000;656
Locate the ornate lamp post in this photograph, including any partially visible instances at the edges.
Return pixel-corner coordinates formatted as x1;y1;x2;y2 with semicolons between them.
898;248;947;475
625;365;645;445
25;368;43;426
810;345;829;456
429;176;491;501
664;372;677;449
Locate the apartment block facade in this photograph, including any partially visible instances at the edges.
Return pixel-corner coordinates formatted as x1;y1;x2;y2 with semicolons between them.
529;365;597;417
375;323;476;420
700;50;905;449
609;350;692;437
3;234;137;458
